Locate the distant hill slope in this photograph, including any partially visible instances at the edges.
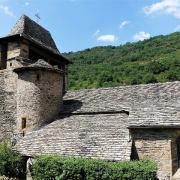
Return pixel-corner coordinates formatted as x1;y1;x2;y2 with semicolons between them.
63;32;180;90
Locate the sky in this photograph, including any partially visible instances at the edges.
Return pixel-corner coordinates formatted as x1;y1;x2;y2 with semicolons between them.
0;0;180;52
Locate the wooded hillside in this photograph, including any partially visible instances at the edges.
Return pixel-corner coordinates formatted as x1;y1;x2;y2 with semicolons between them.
63;32;180;90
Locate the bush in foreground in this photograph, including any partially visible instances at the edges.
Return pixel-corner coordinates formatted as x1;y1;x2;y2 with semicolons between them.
0;141;25;179
33;155;157;180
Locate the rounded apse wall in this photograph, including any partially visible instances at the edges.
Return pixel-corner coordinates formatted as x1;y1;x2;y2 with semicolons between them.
16;69;63;135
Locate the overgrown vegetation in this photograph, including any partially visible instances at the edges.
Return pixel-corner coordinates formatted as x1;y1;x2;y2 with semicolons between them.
63;32;180;90
0;141;25;179
33;155;157;180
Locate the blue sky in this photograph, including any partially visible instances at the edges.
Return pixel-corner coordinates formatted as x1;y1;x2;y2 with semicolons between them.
0;0;180;52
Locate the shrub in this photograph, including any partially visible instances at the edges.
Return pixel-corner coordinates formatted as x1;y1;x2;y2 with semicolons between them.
33;155;157;180
143;73;157;84
0;141;25;179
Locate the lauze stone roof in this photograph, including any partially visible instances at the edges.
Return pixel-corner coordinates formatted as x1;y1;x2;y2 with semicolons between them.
16;113;131;160
10;15;60;55
16;81;180;159
61;81;179;114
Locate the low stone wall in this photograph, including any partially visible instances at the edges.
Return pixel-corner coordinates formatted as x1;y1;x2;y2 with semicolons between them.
131;129;180;180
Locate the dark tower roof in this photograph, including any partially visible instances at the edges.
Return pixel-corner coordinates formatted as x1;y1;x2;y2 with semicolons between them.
0;15;70;64
9;15;60;55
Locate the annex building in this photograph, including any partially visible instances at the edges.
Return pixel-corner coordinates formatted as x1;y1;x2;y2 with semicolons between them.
0;15;179;180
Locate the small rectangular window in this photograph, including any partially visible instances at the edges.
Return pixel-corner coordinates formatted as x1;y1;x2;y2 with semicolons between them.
22;118;26;129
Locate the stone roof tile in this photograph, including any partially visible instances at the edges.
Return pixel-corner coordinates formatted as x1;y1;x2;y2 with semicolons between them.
16;113;131;160
13;59;63;74
128;105;180;128
10;15;60;55
62;81;180;117
16;81;180;158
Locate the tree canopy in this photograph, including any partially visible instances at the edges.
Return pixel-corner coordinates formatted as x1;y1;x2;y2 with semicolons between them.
63;32;180;90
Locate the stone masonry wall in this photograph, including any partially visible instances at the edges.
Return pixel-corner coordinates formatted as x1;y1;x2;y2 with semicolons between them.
7;42;21;60
7;41;29;62
0;70;17;141
20;42;29;58
131;129;180;180
0;67;63;140
7;59;23;70
16;70;63;134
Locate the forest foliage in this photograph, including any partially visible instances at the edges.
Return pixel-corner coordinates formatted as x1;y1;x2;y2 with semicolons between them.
63;32;180;90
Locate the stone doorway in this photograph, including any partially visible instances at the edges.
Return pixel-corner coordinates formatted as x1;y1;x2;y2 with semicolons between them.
172;137;180;179
177;137;180;168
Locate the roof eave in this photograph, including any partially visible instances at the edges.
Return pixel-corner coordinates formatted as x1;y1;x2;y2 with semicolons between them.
0;34;72;64
20;33;71;64
0;34;21;42
13;66;63;74
128;125;180;129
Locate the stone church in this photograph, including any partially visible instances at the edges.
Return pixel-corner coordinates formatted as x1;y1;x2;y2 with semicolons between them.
0;15;179;180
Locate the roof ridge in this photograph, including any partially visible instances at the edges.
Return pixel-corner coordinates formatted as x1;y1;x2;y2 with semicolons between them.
66;81;180;93
10;14;51;35
23;15;51;35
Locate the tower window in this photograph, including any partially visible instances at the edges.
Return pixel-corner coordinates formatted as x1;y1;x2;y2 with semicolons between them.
10;62;12;67
22;117;27;129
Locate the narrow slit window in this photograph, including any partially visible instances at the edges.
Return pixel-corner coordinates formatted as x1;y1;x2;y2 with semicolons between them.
22;118;26;129
10;62;12;67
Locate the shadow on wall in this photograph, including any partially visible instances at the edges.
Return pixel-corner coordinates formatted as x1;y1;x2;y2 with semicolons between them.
59;99;83;118
36;99;82;129
130;140;139;160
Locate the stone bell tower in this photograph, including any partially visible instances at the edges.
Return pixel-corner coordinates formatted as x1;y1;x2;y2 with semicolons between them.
0;15;70;140
0;14;70;92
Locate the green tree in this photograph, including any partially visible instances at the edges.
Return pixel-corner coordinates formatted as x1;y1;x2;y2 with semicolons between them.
0;141;25;178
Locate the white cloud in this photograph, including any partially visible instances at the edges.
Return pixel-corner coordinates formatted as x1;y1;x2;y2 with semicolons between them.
119;20;130;29
143;0;180;19
93;30;116;43
133;31;151;41
25;2;30;6
0;4;16;18
93;29;100;37
97;35;116;42
175;25;180;31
